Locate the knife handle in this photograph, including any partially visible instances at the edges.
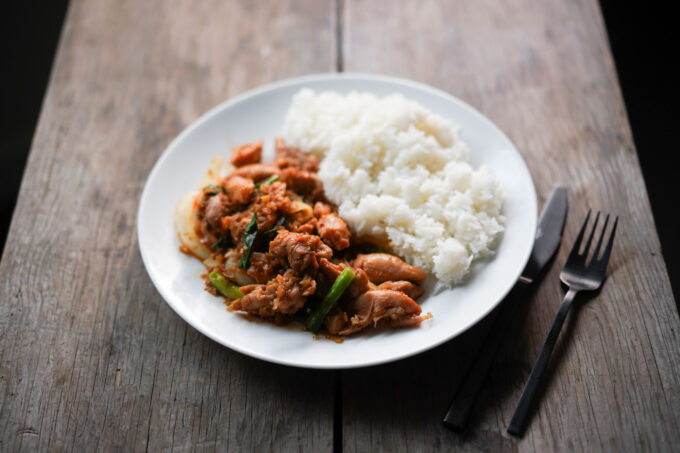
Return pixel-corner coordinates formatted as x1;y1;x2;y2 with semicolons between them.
443;281;529;430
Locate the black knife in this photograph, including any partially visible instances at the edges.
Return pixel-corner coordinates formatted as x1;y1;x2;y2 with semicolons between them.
443;184;568;430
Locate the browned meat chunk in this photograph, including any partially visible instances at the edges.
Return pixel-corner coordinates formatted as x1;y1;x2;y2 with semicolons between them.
338;290;424;335
269;230;333;275
289;217;317;235
231;141;263;167
351;253;427;285
318;258;371;298
224;175;254;205
235;269;316;316
275;137;319;172
324;307;349;335
280;168;324;201
246;252;281;284
253;181;291;231
231;163;280;182
313;201;332;218
377;281;425;300
223;210;255;244
234;284;277;317
203;192;229;231
317;213;351;250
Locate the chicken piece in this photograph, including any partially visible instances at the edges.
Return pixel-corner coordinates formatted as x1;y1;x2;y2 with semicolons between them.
224;175;254;205
377;281;425;300
280;168;324;201
269;230;333;275
202;192;230;232
324;307;349;335
318;258;371;298
351;253;427;285
230;141;263;167
274;137;319;172
231;163;281;182
236;284;277;317
273;269;316;312
222;210;255;244
234;269;316;316
253;181;291;231
313;201;332;218
246;252;281;284
317;213;351;250
291;217;317;235
338;290;425;335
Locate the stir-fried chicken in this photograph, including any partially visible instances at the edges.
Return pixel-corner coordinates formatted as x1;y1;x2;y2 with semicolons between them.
338;290;425;335
235;269;316;316
246;252;281;284
231;141;263;167
377;280;425;300
280;168;324;201
222;210;256;244
253;181;291;231
318;258;371;298
224;175;255;205
269;230;333;275
193;138;431;336
352;253;428;285
316;213;351;250
274;138;319;172
231;163;281;181
202;192;230;232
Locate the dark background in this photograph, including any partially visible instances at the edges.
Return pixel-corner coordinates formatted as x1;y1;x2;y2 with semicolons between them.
2;1;678;306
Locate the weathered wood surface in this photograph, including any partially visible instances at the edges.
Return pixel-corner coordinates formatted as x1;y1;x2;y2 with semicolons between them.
0;0;336;451
341;0;680;451
2;0;679;451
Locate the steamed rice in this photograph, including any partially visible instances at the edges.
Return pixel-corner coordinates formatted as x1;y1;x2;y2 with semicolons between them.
283;89;504;286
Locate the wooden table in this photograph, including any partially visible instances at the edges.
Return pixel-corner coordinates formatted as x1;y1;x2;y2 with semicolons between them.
2;0;678;451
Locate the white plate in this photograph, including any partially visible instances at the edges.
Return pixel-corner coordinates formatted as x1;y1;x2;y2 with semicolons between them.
137;73;537;369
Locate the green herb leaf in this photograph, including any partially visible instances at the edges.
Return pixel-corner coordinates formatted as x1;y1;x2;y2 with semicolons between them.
254;174;280;189
263;216;287;236
211;235;232;250
203;184;226;196
238;213;258;269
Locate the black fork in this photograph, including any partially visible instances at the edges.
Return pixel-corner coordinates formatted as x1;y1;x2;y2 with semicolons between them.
507;210;618;436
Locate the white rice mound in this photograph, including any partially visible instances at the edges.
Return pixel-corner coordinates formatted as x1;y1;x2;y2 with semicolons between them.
283;89;504;286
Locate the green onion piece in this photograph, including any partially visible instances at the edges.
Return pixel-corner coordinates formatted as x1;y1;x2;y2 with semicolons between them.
209;270;244;299
305;267;356;334
263;174;280;186
255;174;280;188
238;213;258;269
203;184;226;196
263;216;287;236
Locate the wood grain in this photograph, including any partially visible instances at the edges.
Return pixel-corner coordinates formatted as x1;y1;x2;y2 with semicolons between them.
341;0;680;451
3;0;680;451
0;0;336;451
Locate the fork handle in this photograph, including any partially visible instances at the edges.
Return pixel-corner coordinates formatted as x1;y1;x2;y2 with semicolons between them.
507;288;578;436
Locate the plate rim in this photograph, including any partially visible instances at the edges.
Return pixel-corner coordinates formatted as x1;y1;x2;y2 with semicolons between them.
137;72;537;369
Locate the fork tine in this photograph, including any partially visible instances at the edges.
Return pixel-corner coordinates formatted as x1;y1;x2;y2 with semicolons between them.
566;209;591;263
596;216;618;267
582;211;601;257
590;213;610;263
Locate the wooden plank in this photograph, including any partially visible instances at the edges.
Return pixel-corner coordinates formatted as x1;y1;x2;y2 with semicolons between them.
0;0;336;451
341;0;680;451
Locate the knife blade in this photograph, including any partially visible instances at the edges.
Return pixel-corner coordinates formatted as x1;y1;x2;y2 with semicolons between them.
443;184;568;430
